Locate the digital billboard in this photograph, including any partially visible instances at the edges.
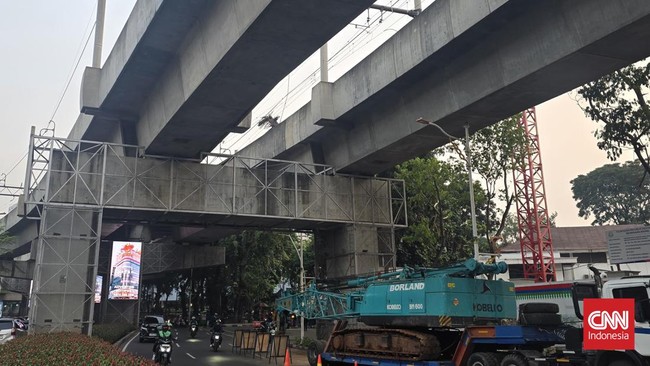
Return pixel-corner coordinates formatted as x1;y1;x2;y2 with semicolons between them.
108;241;141;300
95;275;103;303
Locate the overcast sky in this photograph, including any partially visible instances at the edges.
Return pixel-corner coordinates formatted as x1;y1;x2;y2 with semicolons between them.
0;1;635;227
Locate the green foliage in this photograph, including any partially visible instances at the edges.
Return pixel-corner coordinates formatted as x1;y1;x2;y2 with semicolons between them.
0;224;15;256
394;156;488;266
501;211;558;247
292;336;316;348
0;332;155;365
571;161;650;225
220;231;313;322
441;116;527;253
577;61;650;180
92;323;136;344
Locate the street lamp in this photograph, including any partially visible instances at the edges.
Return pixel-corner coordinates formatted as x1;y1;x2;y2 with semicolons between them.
415;118;479;260
286;234;305;341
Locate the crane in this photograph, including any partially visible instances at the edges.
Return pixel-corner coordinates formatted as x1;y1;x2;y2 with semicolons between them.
513;107;556;282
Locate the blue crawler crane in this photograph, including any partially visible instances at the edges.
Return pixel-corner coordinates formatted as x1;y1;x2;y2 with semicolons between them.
277;259;583;366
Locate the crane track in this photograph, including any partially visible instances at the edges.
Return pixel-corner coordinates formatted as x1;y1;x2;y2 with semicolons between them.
328;327;441;361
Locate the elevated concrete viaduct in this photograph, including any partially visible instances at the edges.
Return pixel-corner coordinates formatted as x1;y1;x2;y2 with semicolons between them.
4;0;649;335
241;0;650;175
73;0;373;157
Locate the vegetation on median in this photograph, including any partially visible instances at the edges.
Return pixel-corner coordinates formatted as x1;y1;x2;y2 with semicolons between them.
0;332;155;366
92;322;136;344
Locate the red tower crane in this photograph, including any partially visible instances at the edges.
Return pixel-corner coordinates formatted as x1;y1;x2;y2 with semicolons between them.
512;108;556;282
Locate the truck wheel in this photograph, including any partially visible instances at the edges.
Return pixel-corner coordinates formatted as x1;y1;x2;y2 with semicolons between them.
308;340;325;366
609;360;635;366
518;302;559;314
467;352;500;366
519;312;561;326
500;353;528;366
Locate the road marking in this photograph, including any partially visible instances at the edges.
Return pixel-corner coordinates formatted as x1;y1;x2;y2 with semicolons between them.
186;353;196;359
175;342;180;347
122;332;139;353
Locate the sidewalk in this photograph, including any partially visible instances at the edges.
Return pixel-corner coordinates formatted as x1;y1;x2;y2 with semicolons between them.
225;324;315;366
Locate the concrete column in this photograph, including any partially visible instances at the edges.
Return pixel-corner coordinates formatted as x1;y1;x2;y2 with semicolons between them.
29;206;102;334
316;225;384;279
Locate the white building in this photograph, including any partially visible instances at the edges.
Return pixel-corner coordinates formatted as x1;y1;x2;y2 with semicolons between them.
494;224;650;283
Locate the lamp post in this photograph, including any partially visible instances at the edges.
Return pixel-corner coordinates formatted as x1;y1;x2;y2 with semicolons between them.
287;235;305;341
416;118;479;260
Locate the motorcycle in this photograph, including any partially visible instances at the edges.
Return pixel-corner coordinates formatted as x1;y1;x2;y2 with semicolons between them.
190;324;197;338
210;332;222;351
155;339;173;365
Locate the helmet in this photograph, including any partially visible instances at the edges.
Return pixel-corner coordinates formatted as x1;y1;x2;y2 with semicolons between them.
192;316;196;320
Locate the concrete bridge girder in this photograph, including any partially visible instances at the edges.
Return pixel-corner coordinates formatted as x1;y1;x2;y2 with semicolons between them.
75;0;375;158
241;0;650;175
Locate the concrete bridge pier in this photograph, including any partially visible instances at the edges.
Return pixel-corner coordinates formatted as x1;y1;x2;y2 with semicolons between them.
29;205;102;335
316;224;396;279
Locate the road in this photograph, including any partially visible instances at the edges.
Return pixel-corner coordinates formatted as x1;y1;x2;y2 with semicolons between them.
124;326;311;366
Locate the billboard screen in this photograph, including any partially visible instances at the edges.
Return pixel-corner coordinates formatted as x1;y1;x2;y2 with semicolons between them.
95;275;103;303
108;241;142;300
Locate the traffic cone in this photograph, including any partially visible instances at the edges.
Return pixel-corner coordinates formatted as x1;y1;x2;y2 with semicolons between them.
317;354;323;366
284;347;291;366
354;361;358;366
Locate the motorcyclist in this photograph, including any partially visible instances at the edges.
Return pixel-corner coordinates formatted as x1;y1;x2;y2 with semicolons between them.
210;318;224;348
153;322;174;363
190;316;198;327
189;316;199;337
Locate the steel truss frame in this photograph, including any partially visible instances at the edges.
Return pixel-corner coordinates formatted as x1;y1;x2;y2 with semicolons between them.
24;135;407;227
513;108;556;282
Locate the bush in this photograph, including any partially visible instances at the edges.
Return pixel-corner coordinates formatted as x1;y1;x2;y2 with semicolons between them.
0;332;155;366
92;323;136;344
292;336;316;349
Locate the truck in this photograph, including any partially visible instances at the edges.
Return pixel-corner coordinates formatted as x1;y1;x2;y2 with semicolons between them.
276;259;582;366
515;269;650;366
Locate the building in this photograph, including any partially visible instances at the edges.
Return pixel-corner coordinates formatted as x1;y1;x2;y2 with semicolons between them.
496;224;649;283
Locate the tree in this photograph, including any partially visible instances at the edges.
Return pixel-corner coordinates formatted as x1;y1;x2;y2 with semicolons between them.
577;61;650;182
443;116;528;256
0;224;13;254
394;156;488;266
500;211;557;248
571;161;650;225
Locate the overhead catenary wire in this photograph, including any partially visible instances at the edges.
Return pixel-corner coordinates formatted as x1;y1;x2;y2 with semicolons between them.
2;5;97;190
219;0;409;156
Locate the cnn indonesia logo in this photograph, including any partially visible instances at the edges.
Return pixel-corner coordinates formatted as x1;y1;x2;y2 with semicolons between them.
584;299;635;350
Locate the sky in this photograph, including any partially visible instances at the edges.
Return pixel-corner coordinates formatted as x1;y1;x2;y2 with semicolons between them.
0;1;636;227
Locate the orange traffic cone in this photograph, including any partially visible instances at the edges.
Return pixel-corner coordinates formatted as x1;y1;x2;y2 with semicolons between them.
284;347;291;366
317;354;323;366
354;361;358;366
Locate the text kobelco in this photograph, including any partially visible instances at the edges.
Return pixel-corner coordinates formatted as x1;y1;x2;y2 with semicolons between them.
389;282;425;291
473;303;503;312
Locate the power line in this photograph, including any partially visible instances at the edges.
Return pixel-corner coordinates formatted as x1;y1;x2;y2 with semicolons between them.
2;5;97;184
221;0;416;154
49;22;96;122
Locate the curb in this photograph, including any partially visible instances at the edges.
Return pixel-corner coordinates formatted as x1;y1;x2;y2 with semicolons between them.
114;330;138;348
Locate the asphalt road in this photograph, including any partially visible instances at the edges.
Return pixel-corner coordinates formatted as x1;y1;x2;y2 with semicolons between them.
124;326;308;366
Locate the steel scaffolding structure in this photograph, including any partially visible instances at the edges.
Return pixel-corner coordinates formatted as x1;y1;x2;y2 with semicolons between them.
21;132;406;334
24;134;406;226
